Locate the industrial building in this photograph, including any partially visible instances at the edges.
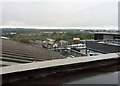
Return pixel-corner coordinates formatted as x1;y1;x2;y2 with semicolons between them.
94;32;120;40
86;40;120;53
86;32;120;53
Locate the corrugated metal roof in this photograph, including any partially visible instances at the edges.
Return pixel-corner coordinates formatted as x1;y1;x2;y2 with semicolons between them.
1;38;65;66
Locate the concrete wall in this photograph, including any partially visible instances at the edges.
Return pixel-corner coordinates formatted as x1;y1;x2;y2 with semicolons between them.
2;59;119;84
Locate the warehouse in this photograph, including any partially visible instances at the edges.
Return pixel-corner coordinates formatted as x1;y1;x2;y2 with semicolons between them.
94;32;120;40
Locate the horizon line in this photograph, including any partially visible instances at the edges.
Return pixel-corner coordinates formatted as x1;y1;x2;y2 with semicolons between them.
0;26;118;30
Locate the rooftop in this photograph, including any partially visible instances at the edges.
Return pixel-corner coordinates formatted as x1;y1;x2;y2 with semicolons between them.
0;38;65;66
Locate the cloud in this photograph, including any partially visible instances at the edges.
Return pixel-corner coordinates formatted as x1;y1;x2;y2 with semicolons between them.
1;1;118;29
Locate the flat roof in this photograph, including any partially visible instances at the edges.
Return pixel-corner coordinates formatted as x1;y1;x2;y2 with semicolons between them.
0;53;119;75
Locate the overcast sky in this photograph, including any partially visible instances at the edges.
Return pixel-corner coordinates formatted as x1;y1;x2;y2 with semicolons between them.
0;0;119;29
